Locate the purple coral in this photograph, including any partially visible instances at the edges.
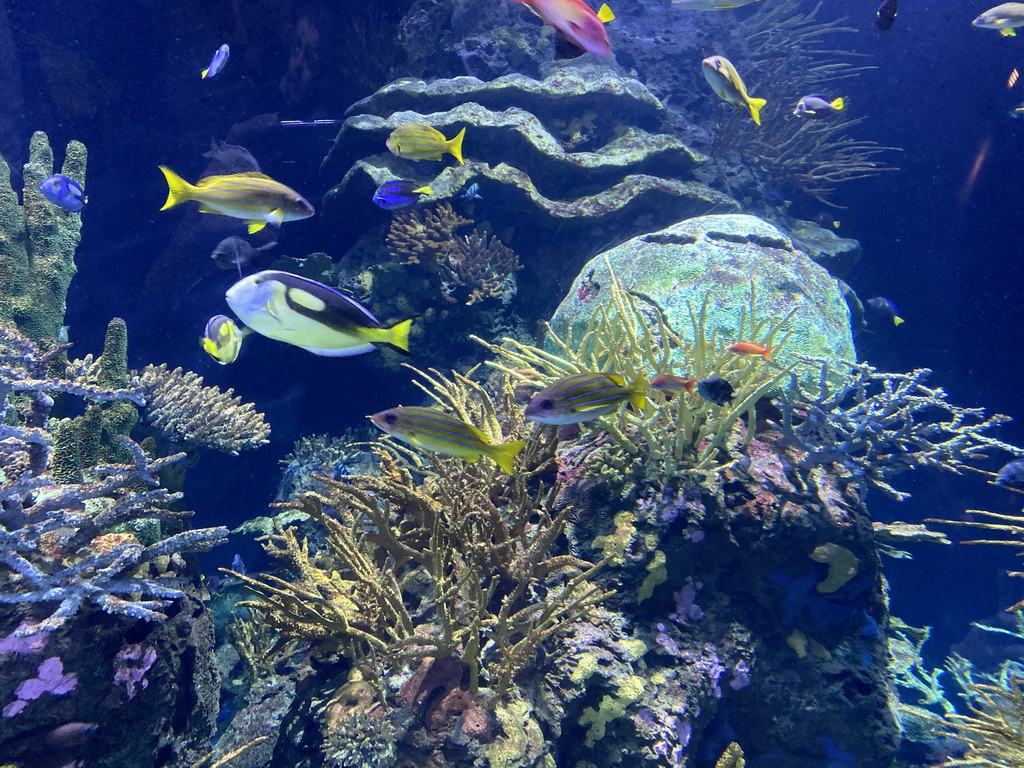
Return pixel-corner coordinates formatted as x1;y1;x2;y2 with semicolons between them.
113;642;157;700
0;621;48;655
670;577;705;623
3;656;78;717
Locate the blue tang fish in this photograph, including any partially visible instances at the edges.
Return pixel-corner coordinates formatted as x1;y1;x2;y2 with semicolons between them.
373;180;433;210
202;44;230;79
39;175;86;213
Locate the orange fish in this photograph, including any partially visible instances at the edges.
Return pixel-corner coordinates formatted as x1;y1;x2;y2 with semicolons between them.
511;0;616;56
650;374;698;396
726;342;778;361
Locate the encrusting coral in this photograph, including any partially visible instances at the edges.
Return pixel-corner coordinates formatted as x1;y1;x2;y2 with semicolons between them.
137;364;271;455
386;202;522;305
0;325;228;633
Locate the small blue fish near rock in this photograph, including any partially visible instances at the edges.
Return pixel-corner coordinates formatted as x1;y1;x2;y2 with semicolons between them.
39;174;86;212
459;183;482;201
996;459;1024;489
866;297;904;326
696;376;734;406
202;44;230;79
373;180;433;211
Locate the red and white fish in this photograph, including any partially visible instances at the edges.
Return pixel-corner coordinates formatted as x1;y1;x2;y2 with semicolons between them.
511;0;616;56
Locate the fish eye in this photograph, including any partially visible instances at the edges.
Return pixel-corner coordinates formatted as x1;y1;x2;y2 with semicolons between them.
539;398;554;409
384;413;398;424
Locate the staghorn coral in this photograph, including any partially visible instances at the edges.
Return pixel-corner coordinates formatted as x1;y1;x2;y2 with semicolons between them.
386;203;522;305
231;366;610;697
0;132;87;340
0;325;227;633
136;364;270;455
711;0;900;205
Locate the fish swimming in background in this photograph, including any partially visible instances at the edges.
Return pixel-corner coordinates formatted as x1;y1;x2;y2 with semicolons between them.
39;174;86;212
876;0;898;33
201;314;252;365
158;166;314;234
386;122;466;164
973;3;1024;35
701;56;767;125
459;183;482;201
793;95;845;118
996;459;1024;489
202;44;230;78
671;0;763;9
210;236;277;276
369;406;527;473
866;297;904;326
225;270;413;357
696;376;735;406
650;374;697;396
726;342;779;361
511;0;615;56
525;372;646;424
372;180;434;210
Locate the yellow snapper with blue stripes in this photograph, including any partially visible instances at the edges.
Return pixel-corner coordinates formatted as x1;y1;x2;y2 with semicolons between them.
201;314;251;365
225;270;413;357
525;372;647;425
386;122;466;164
369;406;526;473
158;166;314;234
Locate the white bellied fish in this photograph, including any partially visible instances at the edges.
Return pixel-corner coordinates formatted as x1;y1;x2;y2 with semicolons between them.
225;270;413;357
793;95;845;118
369;406;526;473
159;167;314;234
973;3;1024;35
701;55;767;125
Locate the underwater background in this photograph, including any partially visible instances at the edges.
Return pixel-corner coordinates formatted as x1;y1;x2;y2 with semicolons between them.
2;0;1024;765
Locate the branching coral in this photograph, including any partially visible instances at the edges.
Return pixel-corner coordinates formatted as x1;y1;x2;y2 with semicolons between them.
0;325;227;633
137;364;271;455
385;203;522;305
712;0;900;204
476;271;797;485
231;366;610;696
773;360;1018;500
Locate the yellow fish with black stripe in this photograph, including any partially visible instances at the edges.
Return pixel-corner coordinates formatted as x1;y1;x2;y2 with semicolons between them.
386;122;466;164
200;314;251;365
225;270;413;357
158;166;315;234
369;405;526;473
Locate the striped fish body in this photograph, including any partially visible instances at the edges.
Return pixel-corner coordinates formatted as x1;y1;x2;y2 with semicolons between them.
386;122;466;164
369;406;526;473
159;167;315;234
225;270;412;357
201;314;250;365
525;372;647;425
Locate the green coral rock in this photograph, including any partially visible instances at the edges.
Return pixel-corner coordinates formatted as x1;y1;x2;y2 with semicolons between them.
548;214;856;382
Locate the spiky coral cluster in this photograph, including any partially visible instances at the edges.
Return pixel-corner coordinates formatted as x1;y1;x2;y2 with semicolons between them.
137;364;270;455
385;203;522;305
232;367;609;696
0;325;227;633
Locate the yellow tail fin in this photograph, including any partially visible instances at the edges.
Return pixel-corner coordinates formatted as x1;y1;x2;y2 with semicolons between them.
385;317;414;354
158;166;194;211
413;185;434;195
201;67;210;78
747;98;767;126
830;97;845;110
597;4;615;22
627;376;647;412
488;439;527;474
246;220;267;234
1001;27;1017;36
448;127;466;165
893;316;905;326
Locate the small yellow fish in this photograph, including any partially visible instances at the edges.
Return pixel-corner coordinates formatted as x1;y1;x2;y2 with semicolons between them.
701;55;767;125
159;167;314;234
201;314;251;365
369;406;526;473
386;122;466;164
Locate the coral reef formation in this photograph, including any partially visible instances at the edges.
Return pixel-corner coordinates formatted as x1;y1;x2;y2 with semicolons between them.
0;131;86;340
321;63;737;263
547;213;856;382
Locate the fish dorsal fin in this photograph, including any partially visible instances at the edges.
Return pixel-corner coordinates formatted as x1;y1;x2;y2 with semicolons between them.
196;172;276;187
601;372;627;387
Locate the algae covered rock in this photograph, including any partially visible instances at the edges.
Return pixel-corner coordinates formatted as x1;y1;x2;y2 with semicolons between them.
548;213;856;374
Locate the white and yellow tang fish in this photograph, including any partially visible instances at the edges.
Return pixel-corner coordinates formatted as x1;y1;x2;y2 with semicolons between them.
701;55;767;126
672;0;763;10
225;270;413;357
201;315;251;365
159;166;314;235
973;3;1024;35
